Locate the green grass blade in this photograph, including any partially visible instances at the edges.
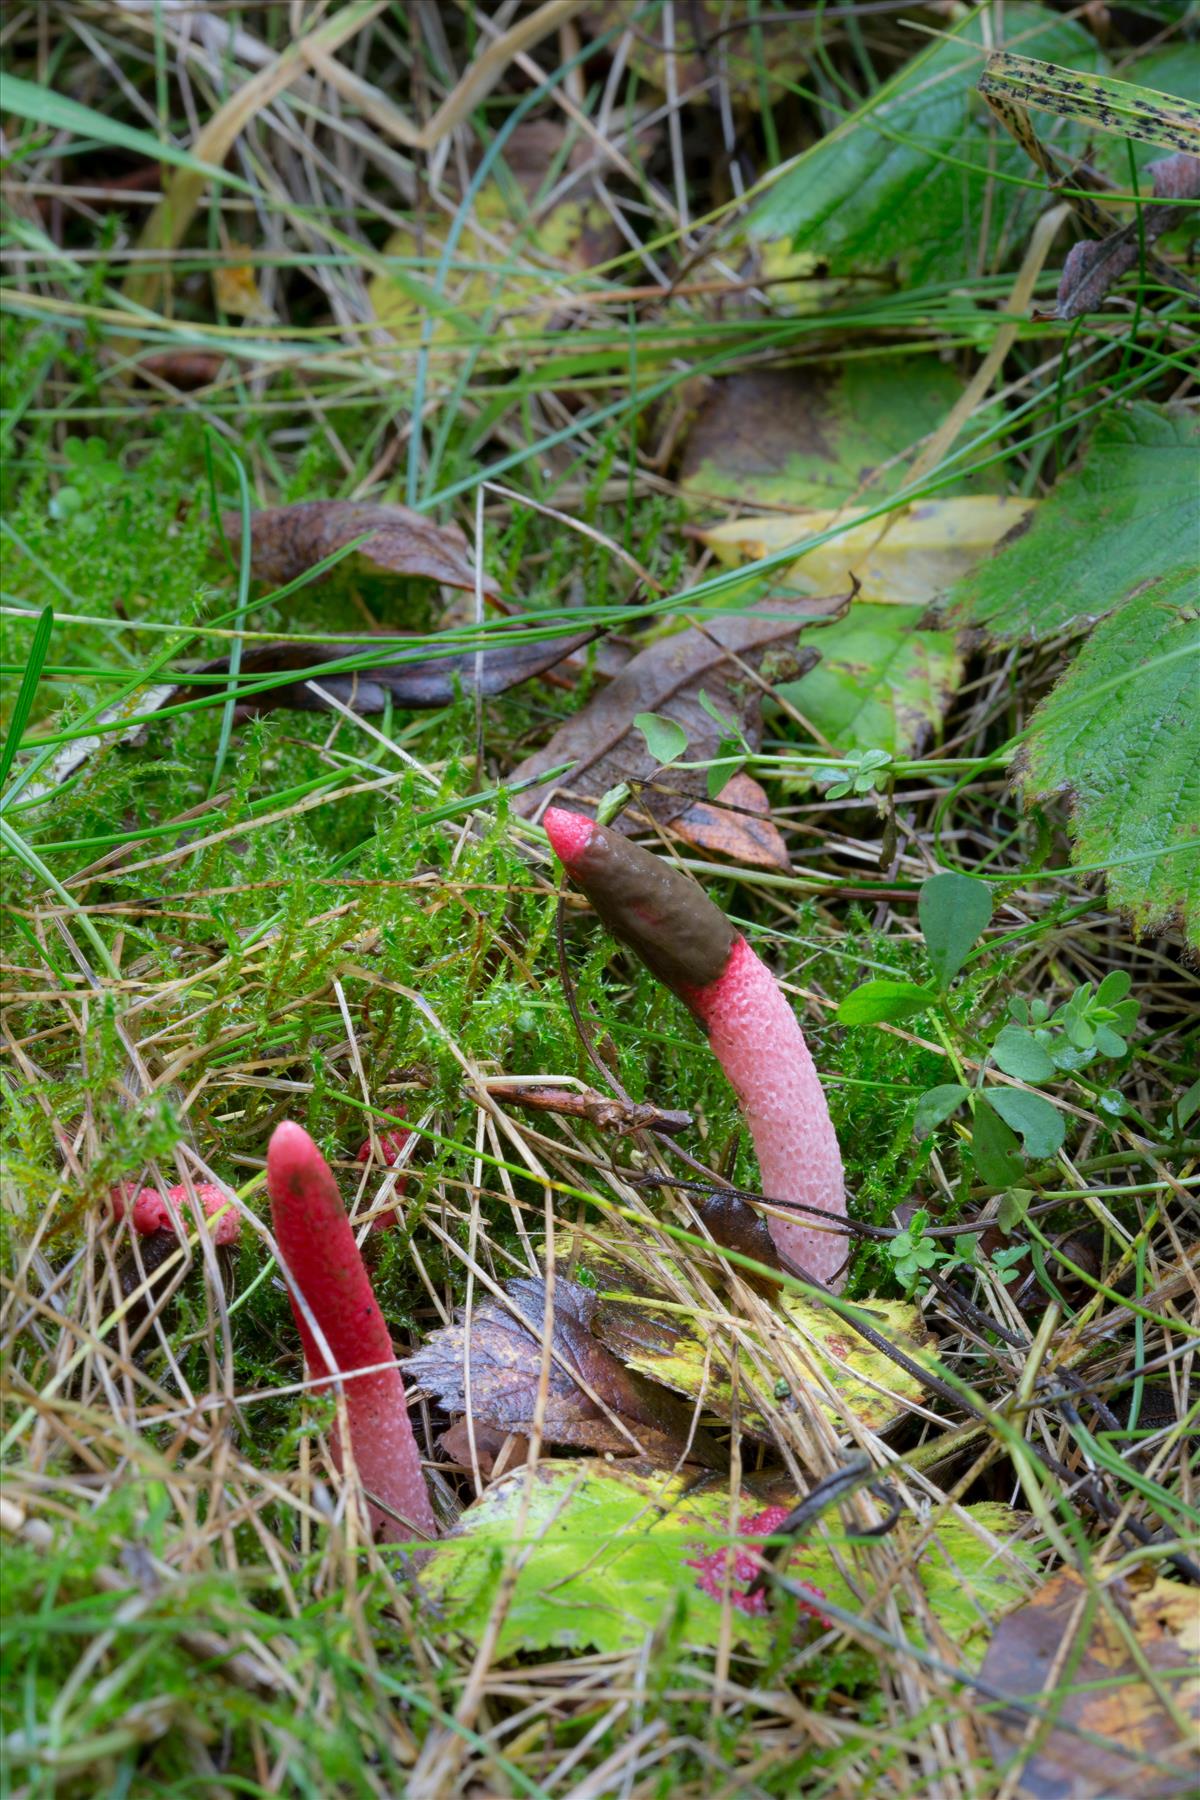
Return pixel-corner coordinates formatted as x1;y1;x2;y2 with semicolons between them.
0;603;52;791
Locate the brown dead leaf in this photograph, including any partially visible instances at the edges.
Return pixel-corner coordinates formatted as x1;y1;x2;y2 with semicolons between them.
980;1567;1200;1799
402;1275;722;1468
509;595;846;826
1050;155;1200;322
220;502;501;598
137;352;225;390
182;628;596;716
670;771;791;872
579;2;813;108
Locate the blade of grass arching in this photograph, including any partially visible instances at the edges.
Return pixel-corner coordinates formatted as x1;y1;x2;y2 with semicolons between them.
0;605;53;792
978;54;1200;154
0;73;254;193
206;439;253;797
0;816;118;979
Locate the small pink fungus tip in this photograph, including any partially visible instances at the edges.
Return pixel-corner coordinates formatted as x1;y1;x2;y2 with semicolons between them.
112;1181;240;1246
543;806;595;870
687;1505;830;1623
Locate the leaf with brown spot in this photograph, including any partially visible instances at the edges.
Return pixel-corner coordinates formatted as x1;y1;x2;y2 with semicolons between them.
980;1567;1200;1798
509;595;846;826
402;1276;723;1468
669;772;791;872
219;501;501;597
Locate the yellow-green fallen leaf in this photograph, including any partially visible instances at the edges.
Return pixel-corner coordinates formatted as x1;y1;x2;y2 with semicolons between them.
696;496;1036;606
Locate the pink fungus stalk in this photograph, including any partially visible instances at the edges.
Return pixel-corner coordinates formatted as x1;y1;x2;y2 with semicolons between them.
112;1181;241;1247
266;1121;437;1539
543;808;847;1288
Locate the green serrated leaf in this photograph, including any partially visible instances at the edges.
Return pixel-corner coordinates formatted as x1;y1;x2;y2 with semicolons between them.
634;712;689;766
837;979;934;1026
919;873;993;989
987;1088;1066;1160
991;1026;1056;1084
748;7;1100;283
972;1098;1024;1187
942;406;1198;644
1023;573;1200;947
913;1084;969;1139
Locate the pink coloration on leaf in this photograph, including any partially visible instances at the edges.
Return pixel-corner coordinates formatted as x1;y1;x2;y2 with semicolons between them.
267;1121;437;1539
112;1181;241;1246
687;1505;830;1622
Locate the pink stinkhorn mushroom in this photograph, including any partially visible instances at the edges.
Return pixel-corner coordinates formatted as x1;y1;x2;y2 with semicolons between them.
266;1120;437;1539
112;1181;241;1246
543;808;847;1288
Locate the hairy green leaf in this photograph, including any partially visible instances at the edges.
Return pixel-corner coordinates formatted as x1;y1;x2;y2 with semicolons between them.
1023;577;1200;945
991;1026;1056;1084
913;1084;969;1139
941;406;1198;644
987;1087;1066;1159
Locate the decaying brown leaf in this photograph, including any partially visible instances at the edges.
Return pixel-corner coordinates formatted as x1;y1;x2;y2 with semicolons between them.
402;1275;722;1468
1051;154;1200;321
980;1566;1200;1799
220;501;501;597
670;771;791;871
510;595;846;825
183;628;596;716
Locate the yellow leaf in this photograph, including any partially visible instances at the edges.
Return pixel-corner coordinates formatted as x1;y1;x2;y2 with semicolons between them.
697;495;1036;606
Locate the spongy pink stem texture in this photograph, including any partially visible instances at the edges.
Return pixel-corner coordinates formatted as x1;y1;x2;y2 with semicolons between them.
267;1121;436;1538
681;937;847;1287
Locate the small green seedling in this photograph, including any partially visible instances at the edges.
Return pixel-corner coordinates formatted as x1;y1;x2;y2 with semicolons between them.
837;872;1140;1199
814;747;892;801
51;435;123;518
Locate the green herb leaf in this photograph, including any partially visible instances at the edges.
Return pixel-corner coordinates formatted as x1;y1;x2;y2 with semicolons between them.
991;1025;1056;1084
972;1098;1024;1187
997;1187;1034;1232
634;712;689;766
913;1084;970;1138
987;1088;1066;1160
919;872;993;989
837;979;934;1026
